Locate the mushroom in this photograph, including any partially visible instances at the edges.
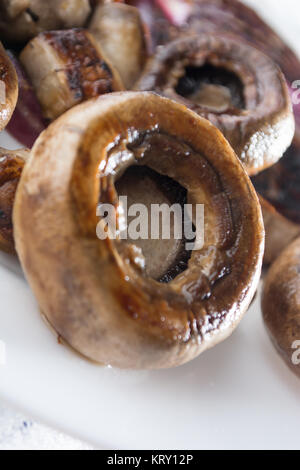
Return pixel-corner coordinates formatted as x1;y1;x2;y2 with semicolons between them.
0;0;91;43
0;45;29;253
184;0;300;84
20;29;124;120
13;91;264;369
0;42;18;130
136;34;295;176
89;3;147;89
0;147;29;253
262;237;300;379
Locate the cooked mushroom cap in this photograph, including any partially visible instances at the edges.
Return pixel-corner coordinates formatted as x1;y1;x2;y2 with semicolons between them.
89;3;147;89
0;43;18;131
14;92;264;369
262;237;300;379
0;0;91;43
136;34;295;176
0;147;29;253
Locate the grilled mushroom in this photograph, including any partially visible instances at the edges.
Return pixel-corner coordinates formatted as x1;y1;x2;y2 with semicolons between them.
20;29;124;120
136;34;294;175
0;0;91;43
0;147;29;253
0;46;29;253
262;238;300;379
14;92;264;369
89;3;147;89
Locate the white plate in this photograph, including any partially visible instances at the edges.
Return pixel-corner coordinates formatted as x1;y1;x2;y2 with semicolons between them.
0;0;300;450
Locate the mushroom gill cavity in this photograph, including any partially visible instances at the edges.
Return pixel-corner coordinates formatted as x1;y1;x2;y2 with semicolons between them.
115;165;193;283
175;64;245;113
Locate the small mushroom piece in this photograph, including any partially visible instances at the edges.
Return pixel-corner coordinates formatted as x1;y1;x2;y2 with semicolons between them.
0;0;91;43
262;238;300;379
0;147;29;253
13;92;264;369
89;3;147;88
0;42;18;131
20;29;124;120
136;34;295;175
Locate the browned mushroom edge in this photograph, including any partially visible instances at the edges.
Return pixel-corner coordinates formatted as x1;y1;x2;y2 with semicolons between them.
262;237;300;379
136;34;295;176
13;91;264;369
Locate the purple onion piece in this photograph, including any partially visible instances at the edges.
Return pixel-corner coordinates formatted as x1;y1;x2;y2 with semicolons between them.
127;0;177;53
6;51;48;149
154;0;192;26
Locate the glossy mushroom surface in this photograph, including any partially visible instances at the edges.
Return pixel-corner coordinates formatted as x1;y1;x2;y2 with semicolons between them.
262;238;300;379
136;34;294;175
14;92;264;369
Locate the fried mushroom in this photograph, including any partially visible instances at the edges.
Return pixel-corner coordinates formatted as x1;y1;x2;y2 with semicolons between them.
136;34;295;175
262;238;300;379
0;147;29;253
14;91;264;369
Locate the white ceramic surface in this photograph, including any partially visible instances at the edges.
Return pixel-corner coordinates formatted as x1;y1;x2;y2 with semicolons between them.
0;0;299;450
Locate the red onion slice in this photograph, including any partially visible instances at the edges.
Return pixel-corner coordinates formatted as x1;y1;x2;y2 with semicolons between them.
154;0;192;26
